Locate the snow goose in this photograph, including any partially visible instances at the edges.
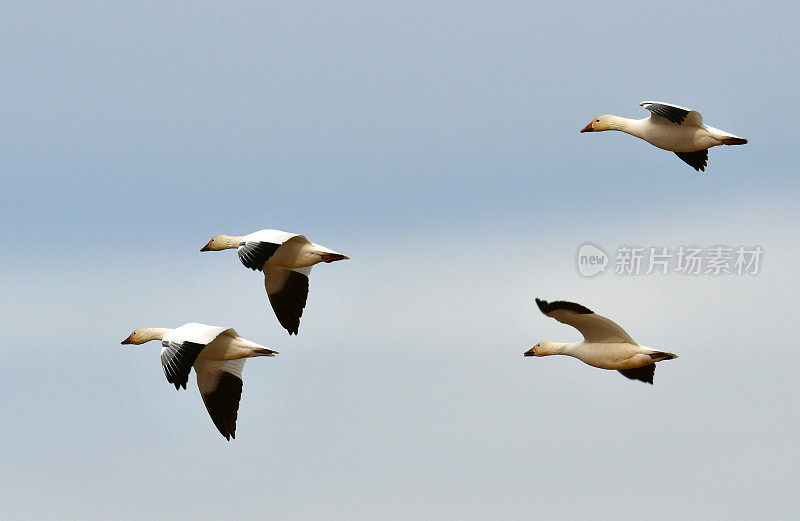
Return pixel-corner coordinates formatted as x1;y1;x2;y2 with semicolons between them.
121;323;277;439
201;229;348;335
580;101;747;171
524;299;677;384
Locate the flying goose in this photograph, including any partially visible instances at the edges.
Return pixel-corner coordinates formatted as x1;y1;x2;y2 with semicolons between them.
580;101;747;171
201;229;348;335
122;323;277;439
524;299;677;384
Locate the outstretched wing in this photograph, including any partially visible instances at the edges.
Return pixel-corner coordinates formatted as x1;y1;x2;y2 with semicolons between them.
265;265;312;335
195;359;246;440
161;340;207;390
640;101;703;126
535;298;636;344
160;323;232;389
237;230;307;271
238;241;282;270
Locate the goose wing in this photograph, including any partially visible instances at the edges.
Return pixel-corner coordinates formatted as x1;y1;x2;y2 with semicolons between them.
674;150;708;172
265;265;312;335
535;298;636;344
160;323;234;390
640;101;703;126
237;229;308;271
618;364;655;384
194;359;246;440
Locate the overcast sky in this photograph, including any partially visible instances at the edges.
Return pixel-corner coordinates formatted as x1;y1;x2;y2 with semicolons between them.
2;2;799;520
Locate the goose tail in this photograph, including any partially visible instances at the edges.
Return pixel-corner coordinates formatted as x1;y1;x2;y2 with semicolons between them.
648;351;678;361
722;137;748;145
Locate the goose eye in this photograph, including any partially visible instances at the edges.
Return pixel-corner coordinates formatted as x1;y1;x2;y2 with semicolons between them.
596;119;600;122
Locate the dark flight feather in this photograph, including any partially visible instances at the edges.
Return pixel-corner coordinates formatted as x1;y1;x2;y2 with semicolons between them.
618;364;655;384
674;150;708;172
535;298;594;316
238;241;282;271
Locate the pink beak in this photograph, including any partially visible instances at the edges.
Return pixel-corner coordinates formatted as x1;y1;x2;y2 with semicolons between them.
580;122;594;133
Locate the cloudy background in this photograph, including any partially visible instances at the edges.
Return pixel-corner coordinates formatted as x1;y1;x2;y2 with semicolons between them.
2;2;798;519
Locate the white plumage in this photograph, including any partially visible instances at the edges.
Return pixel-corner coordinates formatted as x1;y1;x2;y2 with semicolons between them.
201;229;348;335
122;323;277;440
581;101;748;171
524;299;678;384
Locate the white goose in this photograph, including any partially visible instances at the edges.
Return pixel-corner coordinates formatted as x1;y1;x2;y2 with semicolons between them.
580;101;747;171
201;229;348;335
122;323;277;440
524;299;677;384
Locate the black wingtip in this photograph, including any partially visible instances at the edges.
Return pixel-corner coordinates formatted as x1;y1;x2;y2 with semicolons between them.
268;270;308;336
535;298;593;315
618;364;655;384
674;150;708;172
238;241;281;271
642;102;689;125
203;372;242;442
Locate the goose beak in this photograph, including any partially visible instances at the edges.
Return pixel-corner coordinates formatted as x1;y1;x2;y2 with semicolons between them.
121;334;133;345
580;122;594;133
200;242;212;252
524;347;535;357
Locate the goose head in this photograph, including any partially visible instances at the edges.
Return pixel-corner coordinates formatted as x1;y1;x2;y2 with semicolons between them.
524;341;562;357
580;115;614;133
200;235;241;252
121;328;168;345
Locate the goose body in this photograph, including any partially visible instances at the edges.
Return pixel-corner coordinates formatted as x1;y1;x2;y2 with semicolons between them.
581;101;747;171
550;341;665;371
201;229;348;335
524;299;677;384
122;323;277;439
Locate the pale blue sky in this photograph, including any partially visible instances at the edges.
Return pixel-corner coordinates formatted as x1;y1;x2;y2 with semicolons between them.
2;2;799;520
